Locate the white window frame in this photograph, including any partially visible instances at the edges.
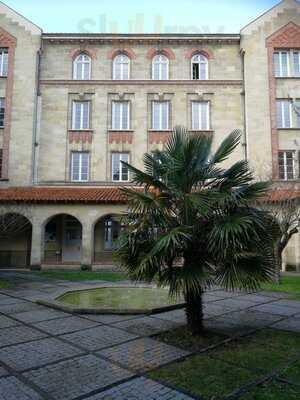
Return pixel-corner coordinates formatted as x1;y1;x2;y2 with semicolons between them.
71;152;90;182
0;49;8;77
277;100;293;128
113;54;130;80
278;151;295;181
152;101;169;130
191;101;210;130
112;152;130;182
152;55;169;80
274;51;290;77
191;54;208;80
112;101;130;130
72;101;90;130
293;51;300;77
73;54;91;80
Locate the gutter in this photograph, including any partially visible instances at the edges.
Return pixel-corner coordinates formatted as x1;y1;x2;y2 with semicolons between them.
240;48;248;160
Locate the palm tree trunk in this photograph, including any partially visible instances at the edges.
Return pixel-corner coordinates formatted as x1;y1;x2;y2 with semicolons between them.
184;288;204;335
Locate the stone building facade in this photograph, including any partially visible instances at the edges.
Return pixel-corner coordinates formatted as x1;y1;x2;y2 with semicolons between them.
0;0;300;270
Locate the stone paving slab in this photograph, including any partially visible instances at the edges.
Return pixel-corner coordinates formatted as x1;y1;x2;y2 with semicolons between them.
0;302;44;315
87;376;195;400
251;303;300;317
274;299;300;309
33;316;101;335
151;309;187;325
13;308;70;324
0;325;48;348
23;354;134;400
0;315;19;329
204;317;251;336
98;337;190;372
61;325;138;351
113;316;182;336
213;298;259;311
0;337;83;372
271;317;300;333
0;366;9;378
223;310;284;328
203;303;232;318
82;314;142;324
236;294;277;304
0;296;25;306
0;376;43;400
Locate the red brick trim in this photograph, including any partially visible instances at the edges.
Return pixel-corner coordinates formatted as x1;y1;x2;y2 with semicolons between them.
107;48;136;60
185;48;214;60
109;131;133;144
266;22;300;49
266;23;300;180
149;131;171;144
0;28;17;180
146;48;176;60
70;48;97;60
68;131;93;144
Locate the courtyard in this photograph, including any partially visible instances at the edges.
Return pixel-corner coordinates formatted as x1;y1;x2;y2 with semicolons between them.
0;271;299;400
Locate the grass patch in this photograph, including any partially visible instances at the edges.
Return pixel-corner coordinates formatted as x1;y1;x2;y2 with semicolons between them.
155;326;227;352
150;329;300;399
33;271;128;282
262;276;300;300
149;355;262;399
0;280;11;289
242;379;300;400
279;360;300;384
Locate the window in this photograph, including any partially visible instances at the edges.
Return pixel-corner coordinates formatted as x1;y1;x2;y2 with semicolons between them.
152;55;169;80
112;101;130;130
191;54;208;80
293;52;300;77
192;101;210;130
278;151;295;181
112;153;129;182
0;49;8;77
0;98;5;128
295;100;300;128
277;100;292;128
72;101;90;130
71;152;89;182
113;54;130;80
274;51;290;77
152;101;169;130
73;53;91;80
0;149;2;178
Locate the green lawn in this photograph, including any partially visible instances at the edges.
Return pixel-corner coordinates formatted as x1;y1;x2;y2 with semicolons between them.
33;271;128;282
262;276;300;300
149;329;300;400
0;280;11;289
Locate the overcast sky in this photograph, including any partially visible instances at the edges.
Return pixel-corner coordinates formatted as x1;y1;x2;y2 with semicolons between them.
3;0;281;33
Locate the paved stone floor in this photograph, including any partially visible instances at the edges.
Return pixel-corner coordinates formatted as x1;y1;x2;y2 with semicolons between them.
0;271;300;400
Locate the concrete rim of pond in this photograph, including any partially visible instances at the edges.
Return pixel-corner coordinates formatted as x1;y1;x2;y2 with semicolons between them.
36;285;186;315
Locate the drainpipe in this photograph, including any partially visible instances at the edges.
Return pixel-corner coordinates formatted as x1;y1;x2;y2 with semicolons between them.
240;48;248;161
31;39;43;185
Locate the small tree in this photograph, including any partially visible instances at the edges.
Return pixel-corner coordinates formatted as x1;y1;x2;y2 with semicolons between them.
116;127;276;335
261;196;300;278
0;204;32;239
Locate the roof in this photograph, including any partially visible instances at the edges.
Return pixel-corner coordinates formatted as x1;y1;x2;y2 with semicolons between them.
42;33;240;42
0;187;127;204
0;1;42;35
262;189;300;203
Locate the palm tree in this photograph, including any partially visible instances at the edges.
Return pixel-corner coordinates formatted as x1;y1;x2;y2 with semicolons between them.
116;127;276;335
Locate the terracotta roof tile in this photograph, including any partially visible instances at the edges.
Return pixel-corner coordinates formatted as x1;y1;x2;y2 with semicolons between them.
0;187;128;204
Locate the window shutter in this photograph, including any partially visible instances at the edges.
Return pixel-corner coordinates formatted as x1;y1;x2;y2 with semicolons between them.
294;52;300;77
122;102;129;129
192;102;199;130
161;102;169;130
71;153;80;181
82;102;89;129
112;153;120;181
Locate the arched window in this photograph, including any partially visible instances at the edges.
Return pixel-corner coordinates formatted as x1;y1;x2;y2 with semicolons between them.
191;54;208;80
152;54;169;80
113;54;130;80
73;53;91;80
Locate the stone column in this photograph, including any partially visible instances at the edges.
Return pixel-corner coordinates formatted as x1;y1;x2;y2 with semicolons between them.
30;221;43;267
81;222;93;266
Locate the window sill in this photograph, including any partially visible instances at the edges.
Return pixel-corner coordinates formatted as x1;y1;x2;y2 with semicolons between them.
68;129;93;132
277;128;300;131
148;129;172;132
108;129;134;132
275;76;300;79
189;129;214;133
